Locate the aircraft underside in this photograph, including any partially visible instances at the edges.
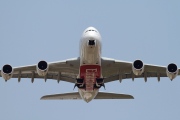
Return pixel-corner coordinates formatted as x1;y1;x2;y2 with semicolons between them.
0;26;179;103
75;65;104;91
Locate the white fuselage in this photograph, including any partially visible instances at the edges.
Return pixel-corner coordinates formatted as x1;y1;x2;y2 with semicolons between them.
79;27;102;66
78;27;102;103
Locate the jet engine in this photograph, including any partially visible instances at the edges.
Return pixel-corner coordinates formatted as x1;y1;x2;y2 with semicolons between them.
1;64;13;80
36;60;49;76
132;60;144;75
166;63;178;80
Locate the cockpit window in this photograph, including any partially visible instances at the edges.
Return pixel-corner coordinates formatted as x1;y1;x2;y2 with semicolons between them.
85;29;98;33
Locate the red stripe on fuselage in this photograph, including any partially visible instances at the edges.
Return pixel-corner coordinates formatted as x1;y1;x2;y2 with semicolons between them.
80;65;101;91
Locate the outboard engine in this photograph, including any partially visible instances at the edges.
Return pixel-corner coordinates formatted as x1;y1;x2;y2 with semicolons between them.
1;64;13;80
132;60;144;75
166;63;178;80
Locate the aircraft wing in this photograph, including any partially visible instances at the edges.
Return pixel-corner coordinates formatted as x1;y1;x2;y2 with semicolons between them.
40;92;134;100
1;56;177;83
101;57;180;83
0;58;80;83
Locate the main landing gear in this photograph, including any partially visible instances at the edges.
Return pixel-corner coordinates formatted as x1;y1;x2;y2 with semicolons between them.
94;78;105;89
73;78;85;90
73;78;105;90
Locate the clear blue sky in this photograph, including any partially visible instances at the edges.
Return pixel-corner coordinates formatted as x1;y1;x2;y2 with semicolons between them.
0;0;180;120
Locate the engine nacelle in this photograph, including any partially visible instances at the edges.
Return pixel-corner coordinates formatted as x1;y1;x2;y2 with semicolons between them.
1;64;13;80
36;60;49;76
132;60;144;75
166;63;178;80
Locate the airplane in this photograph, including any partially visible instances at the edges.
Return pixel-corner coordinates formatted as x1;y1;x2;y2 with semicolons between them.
0;27;179;103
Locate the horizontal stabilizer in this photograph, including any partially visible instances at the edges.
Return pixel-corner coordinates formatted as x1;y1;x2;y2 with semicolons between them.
95;92;134;99
40;92;134;100
41;92;81;100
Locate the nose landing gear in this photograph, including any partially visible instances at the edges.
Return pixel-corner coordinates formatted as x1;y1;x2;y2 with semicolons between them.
88;40;95;46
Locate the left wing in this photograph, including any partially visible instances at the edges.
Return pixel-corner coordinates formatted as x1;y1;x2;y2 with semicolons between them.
0;58;80;83
101;57;179;83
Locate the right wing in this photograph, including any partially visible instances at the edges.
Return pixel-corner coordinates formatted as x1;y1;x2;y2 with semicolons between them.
0;57;80;83
101;57;179;83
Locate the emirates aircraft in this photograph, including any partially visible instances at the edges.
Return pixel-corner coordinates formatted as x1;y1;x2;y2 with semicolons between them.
1;27;179;103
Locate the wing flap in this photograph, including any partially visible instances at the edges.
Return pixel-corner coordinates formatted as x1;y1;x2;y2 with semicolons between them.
95;92;134;99
10;72;76;83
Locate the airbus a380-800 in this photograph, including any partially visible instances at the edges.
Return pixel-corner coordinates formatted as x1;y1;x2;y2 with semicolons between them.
0;27;179;103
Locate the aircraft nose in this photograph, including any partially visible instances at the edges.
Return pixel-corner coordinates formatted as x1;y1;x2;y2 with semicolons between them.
83;30;101;41
86;26;97;31
90;26;97;30
84;33;98;39
83;27;99;34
